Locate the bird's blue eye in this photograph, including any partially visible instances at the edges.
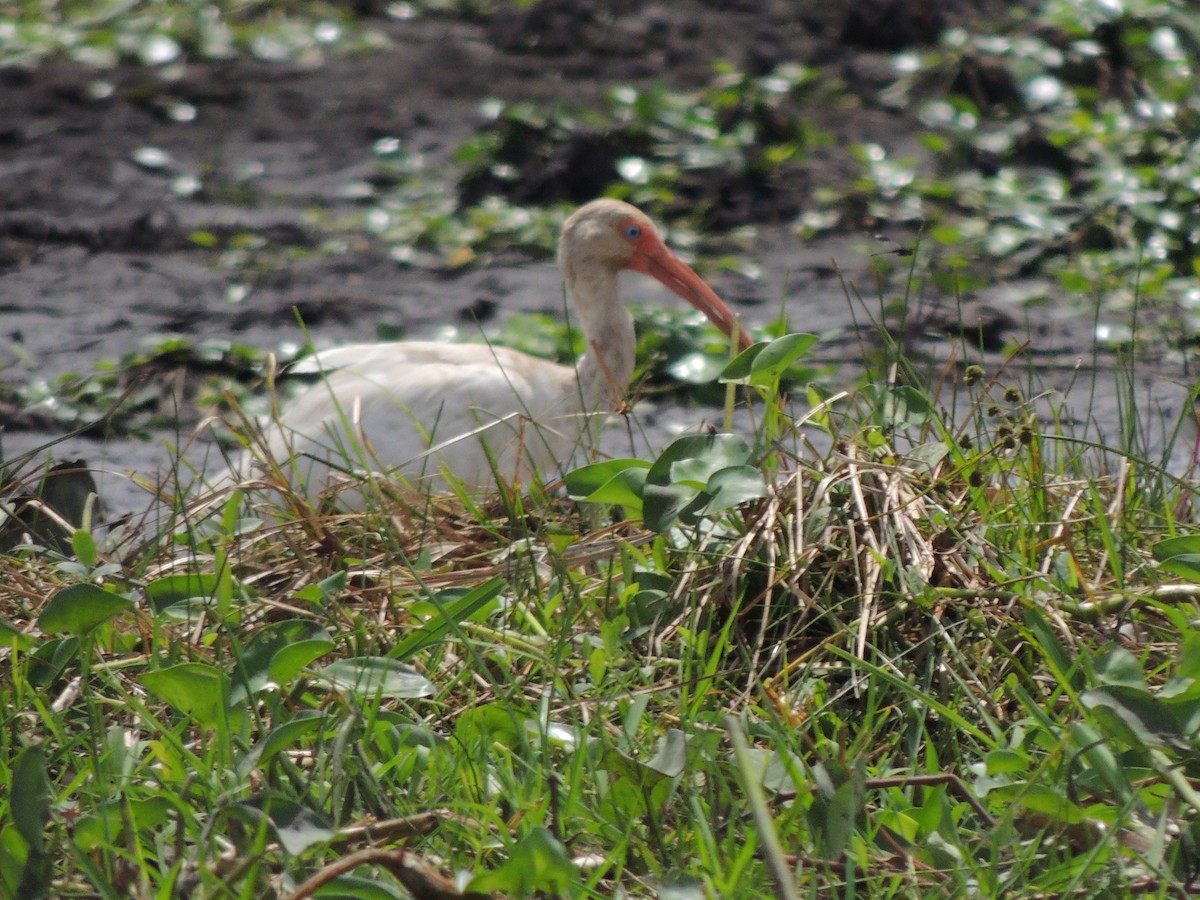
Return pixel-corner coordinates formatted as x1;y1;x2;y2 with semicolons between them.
624;224;642;240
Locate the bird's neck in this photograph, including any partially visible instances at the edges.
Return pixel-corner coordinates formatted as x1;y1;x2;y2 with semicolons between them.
567;268;637;409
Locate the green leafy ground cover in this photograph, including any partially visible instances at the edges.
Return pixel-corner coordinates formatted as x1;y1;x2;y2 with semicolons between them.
5;0;1200;896
0;0;385;68
6;328;1200;896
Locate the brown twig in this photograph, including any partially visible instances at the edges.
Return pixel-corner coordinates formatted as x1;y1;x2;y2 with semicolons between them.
285;848;492;900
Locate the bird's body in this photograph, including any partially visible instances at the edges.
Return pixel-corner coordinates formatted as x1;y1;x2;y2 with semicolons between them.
242;199;749;500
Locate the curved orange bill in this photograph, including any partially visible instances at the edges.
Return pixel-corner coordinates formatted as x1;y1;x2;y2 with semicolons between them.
631;238;754;351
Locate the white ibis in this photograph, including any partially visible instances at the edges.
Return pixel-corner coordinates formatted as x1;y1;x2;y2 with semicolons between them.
242;198;752;501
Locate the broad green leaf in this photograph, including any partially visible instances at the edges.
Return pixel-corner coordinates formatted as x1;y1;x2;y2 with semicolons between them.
1094;645;1147;688
1171;632;1200;683
11;748;51;853
74;797;176;851
38;584;131;636
875;809;920;842
1081;684;1188;751
578;466;650;510
990;783;1086;825
314;876;408;900
455;703;523;749
809;763;864;858
668;350;727;384
984;748;1030;776
640;434;758;530
906;440;952;471
1170;693;1200;741
912;787;945;838
141;663;228;729
642;481;702;532
644;729;688;778
313;570;347;602
0;618;34;652
599;730;687;785
70;529;96;568
238;713;326;777
25;638;76;689
271;639;335;686
599;747;660;783
879;385;935;429
466;826;576;894
144;573;222;612
522;718;578;750
825;775;863;856
719;340;770;382
565;458;650;500
1152;534;1200;580
699;465;768;515
733;747;801;795
1069;721;1134;804
750;332;818;377
235;796;333;855
240;619;334;693
320;657;434;699
648;434;752;487
720;333;818;385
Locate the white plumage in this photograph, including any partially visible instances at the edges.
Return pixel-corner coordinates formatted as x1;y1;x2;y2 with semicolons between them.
241;199;750;501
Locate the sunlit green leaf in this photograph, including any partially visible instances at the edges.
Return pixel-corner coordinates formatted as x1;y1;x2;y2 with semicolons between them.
144;573;224;612
985;748;1030;776
238;619;334;696
270;639;335;686
70;530;97;568
319;657;434;700
466;826;576;894
38;584;131;636
875;808;920;842
141;663;228;729
1152;535;1200;581
647;434;753;487
565;459;650;506
991;783;1086;825
75;797;174;851
728;333;818;386
455;703;523;749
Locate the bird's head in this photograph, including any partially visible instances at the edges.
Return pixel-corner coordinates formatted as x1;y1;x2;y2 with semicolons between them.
559;199;656;271
560;199;753;351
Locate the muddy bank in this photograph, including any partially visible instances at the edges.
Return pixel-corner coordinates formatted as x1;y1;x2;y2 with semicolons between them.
1;1;1193;519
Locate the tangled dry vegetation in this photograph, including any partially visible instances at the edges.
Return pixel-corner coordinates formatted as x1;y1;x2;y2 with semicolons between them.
4;346;1200;896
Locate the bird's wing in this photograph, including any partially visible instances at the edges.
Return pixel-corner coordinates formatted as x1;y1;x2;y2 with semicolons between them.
259;343;588;487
